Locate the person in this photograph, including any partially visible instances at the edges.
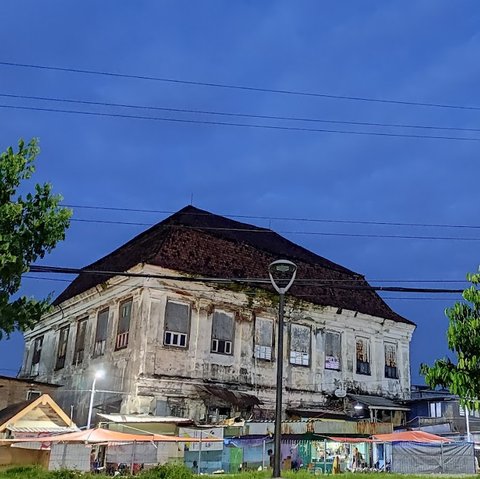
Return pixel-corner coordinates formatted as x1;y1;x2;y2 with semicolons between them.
332;455;341;474
268;449;274;469
193;460;198;473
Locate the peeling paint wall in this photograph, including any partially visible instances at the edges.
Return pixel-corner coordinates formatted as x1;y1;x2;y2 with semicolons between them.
20;264;414;424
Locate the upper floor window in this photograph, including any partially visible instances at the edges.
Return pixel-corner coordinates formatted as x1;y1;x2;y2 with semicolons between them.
164;301;190;348
116;299;132;350
73;319;88;365
356;337;371;375
384;343;398;379
290;323;311;366
30;336;44;375
325;331;341;370
430;401;442;418
55;326;69;370
93;308;109;357
211;310;234;355
254;317;274;361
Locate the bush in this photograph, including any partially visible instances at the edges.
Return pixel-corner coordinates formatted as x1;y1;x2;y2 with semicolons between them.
140;463;194;479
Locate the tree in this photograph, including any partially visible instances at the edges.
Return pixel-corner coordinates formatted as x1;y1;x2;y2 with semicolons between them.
0;138;71;338
421;271;480;411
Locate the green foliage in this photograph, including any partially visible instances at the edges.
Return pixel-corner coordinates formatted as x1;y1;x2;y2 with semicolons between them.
0;138;71;338
140;463;193;479
420;271;480;410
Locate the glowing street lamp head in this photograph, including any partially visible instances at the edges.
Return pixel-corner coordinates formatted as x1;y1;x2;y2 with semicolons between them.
94;370;105;380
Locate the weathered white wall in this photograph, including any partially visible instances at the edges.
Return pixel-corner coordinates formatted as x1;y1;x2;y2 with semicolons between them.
20;264;414;423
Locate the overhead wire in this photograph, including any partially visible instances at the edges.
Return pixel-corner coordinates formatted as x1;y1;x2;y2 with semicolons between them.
28;264;467;293
1;104;480;142
62;203;480;231
68;218;480;241
1;60;480;111
2;92;480;133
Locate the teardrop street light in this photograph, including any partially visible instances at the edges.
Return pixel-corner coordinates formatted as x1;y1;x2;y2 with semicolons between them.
268;260;297;478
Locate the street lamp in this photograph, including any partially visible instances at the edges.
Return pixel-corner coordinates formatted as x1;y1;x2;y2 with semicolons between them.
268;259;297;478
87;370;105;429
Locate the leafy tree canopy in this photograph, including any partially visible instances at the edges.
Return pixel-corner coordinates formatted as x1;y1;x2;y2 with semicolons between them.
0;138;71;338
421;272;480;411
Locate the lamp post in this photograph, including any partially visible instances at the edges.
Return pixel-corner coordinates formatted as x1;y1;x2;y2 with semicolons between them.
268;259;297;478
87;370;104;429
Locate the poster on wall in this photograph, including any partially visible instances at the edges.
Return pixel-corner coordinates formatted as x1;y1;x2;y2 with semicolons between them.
178;427;224;451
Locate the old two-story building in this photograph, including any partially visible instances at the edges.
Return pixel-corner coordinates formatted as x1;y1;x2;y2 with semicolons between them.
19;206;415;426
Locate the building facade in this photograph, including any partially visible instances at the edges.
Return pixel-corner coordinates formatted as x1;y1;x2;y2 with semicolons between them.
19;206;415;426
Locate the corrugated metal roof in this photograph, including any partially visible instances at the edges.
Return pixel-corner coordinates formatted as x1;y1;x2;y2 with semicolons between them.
349;394;410;411
97;413;193;424
8;426;78;433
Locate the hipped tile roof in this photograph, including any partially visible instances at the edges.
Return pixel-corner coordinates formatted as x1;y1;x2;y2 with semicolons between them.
54;205;413;325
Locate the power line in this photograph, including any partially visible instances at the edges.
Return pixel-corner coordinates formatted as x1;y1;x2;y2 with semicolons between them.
2;92;480;134
2;104;479;142
1;60;480;111
28;264;466;293
23;272;467;285
68;218;480;241
63;203;480;231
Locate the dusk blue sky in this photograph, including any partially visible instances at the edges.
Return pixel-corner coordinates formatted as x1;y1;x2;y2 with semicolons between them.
1;1;479;384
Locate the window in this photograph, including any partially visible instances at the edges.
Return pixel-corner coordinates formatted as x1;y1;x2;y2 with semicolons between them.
430;401;442;418
164;301;190;348
55;326;69;370
73;319;87;365
26;390;42;401
30;336;43;375
384;343;398;379
356;338;371;375
93;309;109;357
325;331;341;370
254;317;274;360
116;299;132;350
211;310;234;355
290;324;311;366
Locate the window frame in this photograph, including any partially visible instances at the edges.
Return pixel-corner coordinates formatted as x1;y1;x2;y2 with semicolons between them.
384;342;399;379
30;336;44;375
211;310;234;356
55;325;70;370
355;337;371;375
325;331;342;371
115;299;133;351
430;401;442;418
254;317;274;361
289;323;311;367
73;318;88;365
163;300;191;349
93;308;109;357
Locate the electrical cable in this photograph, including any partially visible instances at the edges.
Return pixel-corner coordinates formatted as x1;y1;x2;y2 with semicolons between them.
1;60;480;111
2;92;480;133
28;264;466;293
61;203;480;231
68;218;480;241
1;103;479;142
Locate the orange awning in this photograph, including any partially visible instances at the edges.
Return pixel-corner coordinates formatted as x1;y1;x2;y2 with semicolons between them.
0;427;222;444
372;431;450;443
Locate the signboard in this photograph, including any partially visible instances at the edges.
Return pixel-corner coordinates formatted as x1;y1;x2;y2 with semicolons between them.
178;427;224;451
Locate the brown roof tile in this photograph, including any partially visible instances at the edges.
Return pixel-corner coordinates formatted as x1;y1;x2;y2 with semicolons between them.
54;205;413;325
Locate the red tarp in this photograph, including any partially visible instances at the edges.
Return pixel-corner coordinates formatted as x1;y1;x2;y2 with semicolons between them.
372;431;451;443
0;427;222;444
